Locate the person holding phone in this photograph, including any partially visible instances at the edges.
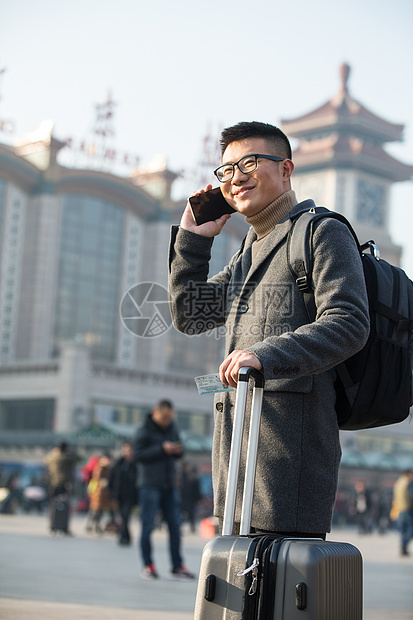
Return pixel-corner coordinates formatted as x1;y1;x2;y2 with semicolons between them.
134;399;195;580
168;121;370;538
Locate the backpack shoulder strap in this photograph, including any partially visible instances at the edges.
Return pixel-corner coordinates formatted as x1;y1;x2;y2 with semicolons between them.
287;206;361;322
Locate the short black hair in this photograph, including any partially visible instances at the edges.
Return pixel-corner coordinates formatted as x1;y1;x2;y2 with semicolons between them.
156;399;174;410
220;121;292;160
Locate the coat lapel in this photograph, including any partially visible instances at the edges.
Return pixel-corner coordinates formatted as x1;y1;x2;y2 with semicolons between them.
233;201;315;297
240;217;292;291
238;228;256;280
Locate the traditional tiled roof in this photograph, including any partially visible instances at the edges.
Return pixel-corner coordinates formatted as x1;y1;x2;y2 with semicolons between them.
282;64;413;181
291;133;413;181
282;64;404;143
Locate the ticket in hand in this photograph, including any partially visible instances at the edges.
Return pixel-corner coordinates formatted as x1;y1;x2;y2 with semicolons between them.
194;373;235;395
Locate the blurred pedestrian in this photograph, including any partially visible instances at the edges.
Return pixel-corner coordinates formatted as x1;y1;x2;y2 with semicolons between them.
109;442;138;546
352;480;372;534
180;463;201;533
392;470;413;556
134;399;194;580
44;441;80;535
0;470;20;514
370;487;391;534
86;453;116;534
81;454;101;486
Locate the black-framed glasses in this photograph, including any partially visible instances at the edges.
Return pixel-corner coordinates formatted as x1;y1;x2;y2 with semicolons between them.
214;153;285;183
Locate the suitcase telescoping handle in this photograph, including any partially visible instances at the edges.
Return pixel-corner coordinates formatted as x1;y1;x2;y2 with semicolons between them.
222;367;265;537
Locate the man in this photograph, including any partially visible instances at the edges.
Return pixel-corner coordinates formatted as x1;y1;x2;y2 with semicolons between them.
45;441;79;497
180;462;202;533
352;480;373;534
45;441;79;534
168;121;370;537
392;470;413;556
109;442;138;545
134;399;194;580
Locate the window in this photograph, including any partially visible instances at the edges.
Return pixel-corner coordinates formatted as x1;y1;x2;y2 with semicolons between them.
55;195;125;362
0;399;55;431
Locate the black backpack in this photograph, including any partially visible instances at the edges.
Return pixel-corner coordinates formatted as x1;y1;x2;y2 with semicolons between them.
287;205;413;431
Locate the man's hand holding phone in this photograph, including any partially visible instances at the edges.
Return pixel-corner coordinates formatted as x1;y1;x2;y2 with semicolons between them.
180;184;235;238
162;441;182;455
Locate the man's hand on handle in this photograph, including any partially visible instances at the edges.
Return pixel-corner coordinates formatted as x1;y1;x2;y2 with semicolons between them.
219;350;262;389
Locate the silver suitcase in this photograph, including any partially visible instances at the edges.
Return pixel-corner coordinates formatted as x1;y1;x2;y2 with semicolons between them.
194;367;363;619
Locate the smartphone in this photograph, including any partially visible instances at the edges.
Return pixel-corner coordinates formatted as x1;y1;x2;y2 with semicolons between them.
189;187;236;226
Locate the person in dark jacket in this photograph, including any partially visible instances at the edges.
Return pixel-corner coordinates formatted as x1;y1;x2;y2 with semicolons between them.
109;442;138;545
134;399;194;581
180;462;202;533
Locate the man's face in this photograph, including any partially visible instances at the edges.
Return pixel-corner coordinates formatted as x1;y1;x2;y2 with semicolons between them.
122;443;133;461
220;137;290;218
152;406;174;428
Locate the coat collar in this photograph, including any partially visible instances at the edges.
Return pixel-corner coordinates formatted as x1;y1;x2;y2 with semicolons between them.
238;199;316;288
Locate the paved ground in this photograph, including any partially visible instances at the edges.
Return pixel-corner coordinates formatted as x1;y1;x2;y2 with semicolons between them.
0;512;412;619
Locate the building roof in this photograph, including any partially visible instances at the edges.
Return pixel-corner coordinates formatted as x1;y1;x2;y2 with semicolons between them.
0;130;165;219
0;143;42;192
281;64;413;182
290;133;413;181
282;64;404;143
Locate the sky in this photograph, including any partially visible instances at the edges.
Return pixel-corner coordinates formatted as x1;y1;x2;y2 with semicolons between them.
1;0;413;276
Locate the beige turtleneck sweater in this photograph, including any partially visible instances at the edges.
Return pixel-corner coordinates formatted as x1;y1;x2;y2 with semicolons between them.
246;189;298;261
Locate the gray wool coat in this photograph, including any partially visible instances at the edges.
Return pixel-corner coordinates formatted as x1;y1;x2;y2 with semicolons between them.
168;200;370;533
